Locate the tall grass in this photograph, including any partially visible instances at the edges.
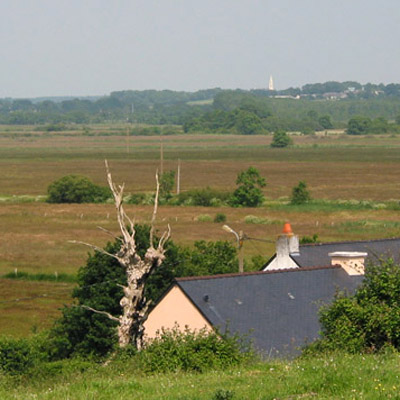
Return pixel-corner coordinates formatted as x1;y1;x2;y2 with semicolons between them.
1;352;400;399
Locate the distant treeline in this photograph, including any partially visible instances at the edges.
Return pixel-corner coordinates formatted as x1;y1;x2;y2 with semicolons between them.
1;82;400;131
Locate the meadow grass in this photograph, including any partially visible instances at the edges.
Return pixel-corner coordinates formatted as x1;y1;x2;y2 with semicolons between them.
0;279;74;337
1;129;400;338
1;352;400;399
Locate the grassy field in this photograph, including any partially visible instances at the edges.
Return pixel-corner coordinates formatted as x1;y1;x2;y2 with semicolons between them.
1;126;400;337
0;279;74;337
1;352;400;399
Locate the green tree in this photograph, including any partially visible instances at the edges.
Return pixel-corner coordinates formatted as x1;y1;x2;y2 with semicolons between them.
181;241;238;276
290;181;311;205
346;116;372;135
50;225;180;358
369;117;389;134
234;110;263;135
318;115;333;129
317;259;400;353
230;167;266;207
47;175;110;203
270;130;293;148
159;170;176;201
50;225;238;359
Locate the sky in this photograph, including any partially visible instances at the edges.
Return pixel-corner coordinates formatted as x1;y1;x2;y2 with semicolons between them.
0;0;399;98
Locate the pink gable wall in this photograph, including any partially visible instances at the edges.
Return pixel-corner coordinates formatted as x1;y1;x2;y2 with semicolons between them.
143;285;213;339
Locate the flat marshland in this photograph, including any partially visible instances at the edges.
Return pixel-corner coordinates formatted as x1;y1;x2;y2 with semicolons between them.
1;127;400;336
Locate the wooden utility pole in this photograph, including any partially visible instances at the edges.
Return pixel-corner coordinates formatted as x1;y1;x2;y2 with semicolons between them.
126;124;130;154
238;230;244;274
160;136;164;176
177;158;181;194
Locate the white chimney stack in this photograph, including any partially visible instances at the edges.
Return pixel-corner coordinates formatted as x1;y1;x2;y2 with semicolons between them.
328;251;367;275
266;223;299;271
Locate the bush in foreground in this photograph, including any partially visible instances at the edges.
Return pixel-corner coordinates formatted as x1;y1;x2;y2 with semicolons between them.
137;327;255;373
312;258;400;353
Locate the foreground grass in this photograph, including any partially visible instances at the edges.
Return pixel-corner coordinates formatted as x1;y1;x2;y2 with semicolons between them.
1;352;400;399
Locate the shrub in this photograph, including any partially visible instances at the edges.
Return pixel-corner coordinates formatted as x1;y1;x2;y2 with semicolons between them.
197;214;212;222
138;327;254;373
125;192;154;205
315;259;400;353
47;175;111;203
0;335;48;375
159;170;175;202
244;215;282;225
300;234;319;244
244;215;268;224
177;188;230;207
270;130;293;148
214;213;227;223
290;181;311;205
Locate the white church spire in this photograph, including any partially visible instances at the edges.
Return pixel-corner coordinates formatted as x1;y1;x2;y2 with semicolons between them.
268;75;274;91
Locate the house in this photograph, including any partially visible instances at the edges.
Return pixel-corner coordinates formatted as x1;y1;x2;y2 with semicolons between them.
264;224;400;271
144;223;400;356
144;256;364;357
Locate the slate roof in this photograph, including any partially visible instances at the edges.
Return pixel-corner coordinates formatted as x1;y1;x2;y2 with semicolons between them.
176;266;363;357
290;237;400;268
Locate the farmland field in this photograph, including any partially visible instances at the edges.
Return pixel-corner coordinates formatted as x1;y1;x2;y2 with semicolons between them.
1;126;400;336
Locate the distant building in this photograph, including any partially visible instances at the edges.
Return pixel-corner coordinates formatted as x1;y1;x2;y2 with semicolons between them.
268;75;274;91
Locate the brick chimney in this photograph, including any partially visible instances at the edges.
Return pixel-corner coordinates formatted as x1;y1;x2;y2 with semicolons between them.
328;251;367;275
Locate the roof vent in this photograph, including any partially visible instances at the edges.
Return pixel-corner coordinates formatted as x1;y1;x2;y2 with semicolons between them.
328;251;367;275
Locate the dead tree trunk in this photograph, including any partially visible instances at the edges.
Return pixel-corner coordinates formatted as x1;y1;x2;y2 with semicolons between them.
74;161;170;349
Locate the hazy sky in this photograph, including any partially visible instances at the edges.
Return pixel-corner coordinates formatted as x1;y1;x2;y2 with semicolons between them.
0;0;399;98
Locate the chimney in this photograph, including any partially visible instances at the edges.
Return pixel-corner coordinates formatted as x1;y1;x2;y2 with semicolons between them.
328;251;367;275
274;223;299;269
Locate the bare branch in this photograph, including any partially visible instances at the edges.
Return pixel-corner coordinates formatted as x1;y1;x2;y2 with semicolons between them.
158;223;171;251
97;226;122;242
149;170;160;247
69;240;120;261
105;160;132;244
81;305;119;322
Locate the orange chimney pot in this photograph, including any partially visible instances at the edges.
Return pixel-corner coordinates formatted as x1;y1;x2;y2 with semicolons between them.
282;222;293;235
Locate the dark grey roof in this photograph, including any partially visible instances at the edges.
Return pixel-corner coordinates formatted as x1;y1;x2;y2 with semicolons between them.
291;238;400;268
177;266;363;357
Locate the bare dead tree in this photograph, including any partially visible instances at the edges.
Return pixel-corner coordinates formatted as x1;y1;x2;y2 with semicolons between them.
71;160;170;349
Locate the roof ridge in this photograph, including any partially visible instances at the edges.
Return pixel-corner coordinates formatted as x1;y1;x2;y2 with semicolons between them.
176;264;339;283
300;237;400;248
